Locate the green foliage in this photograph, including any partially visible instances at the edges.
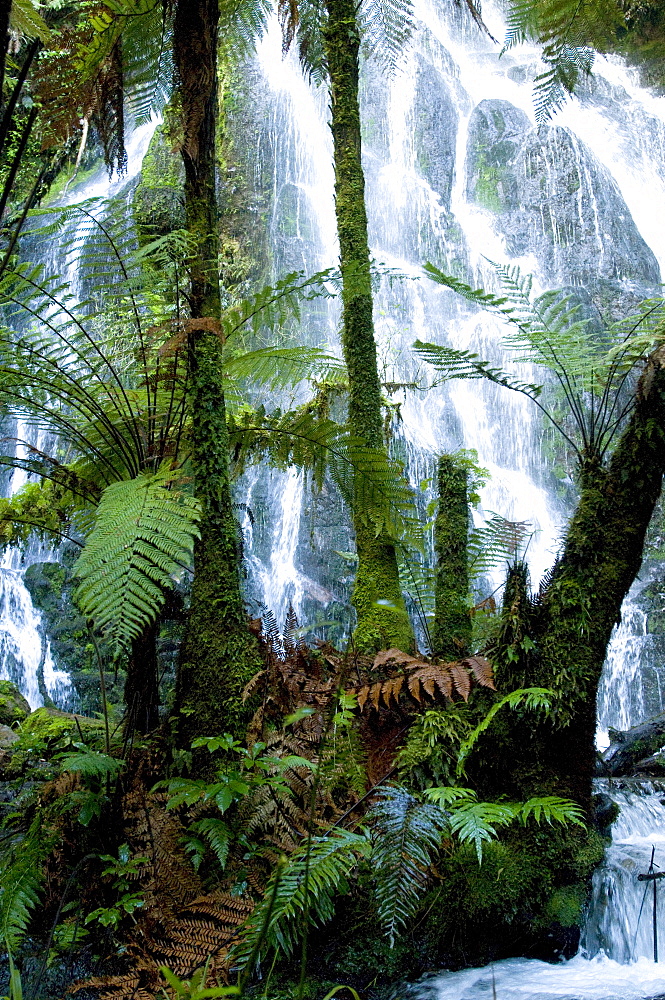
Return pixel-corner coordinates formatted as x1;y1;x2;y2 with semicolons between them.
395;705;473;785
0;818;53;950
504;0;624;122
234;828;370;967
368;785;448;946
358;0;415;72
10;0;51;42
182;818;232;873
159;960;239;999
422;786;585;863
56;744;124;826
456;687;553;776
72;467;201;651
85;843;147;930
418;262;665;462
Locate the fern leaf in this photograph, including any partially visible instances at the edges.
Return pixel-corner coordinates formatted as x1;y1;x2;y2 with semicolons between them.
233;828;369;966
10;0;51;41
369;785;448;945
456;687;553;777
518;795;586;827
188;818;233;871
72;467;201;649
447;800;518;863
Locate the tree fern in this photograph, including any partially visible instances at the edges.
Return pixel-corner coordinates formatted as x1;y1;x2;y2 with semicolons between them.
72;466;201;650
504;0;625;123
233;828;370;967
368;785;448;946
418;262;665;461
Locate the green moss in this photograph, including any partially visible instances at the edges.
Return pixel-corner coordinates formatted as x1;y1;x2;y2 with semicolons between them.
432;454;471;659
19;706;103;742
0;680;30;725
323;0;414;653
133;124;185;239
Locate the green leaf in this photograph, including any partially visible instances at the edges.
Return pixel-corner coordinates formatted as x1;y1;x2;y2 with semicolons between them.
73;466;201;650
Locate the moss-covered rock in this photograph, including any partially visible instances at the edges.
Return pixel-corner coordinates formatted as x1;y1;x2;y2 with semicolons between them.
0;679;30;725
133;124;185;238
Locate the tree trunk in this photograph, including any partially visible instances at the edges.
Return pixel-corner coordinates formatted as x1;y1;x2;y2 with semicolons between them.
0;0;11;107
125;620;160;735
323;0;413;653
485;346;665;811
173;0;260;745
432;454;471;658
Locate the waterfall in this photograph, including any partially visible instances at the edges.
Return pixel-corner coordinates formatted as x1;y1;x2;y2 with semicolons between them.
230;0;665;994
0;122;157;712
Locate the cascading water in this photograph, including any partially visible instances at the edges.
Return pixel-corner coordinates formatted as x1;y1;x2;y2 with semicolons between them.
229;0;665;994
0;122;157;713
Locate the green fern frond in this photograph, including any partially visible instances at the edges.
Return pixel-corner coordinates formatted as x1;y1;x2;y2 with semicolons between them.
234;828;370;966
72;467;201;649
456;687;553;777
468;514;532;581
10;0;50;41
359;0;415;73
0;820;54;950
504;0;625;122
57;749;123;781
446;799;518;863
369;786;448;946
518;795;586;827
187;818;232;871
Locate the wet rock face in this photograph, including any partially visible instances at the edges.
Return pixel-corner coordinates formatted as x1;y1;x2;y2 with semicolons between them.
413;61;458;211
466;98;661;313
0;679;30;726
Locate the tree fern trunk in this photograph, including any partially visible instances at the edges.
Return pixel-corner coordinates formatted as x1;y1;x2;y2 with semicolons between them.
125;620;160;735
432;455;471;659
323;0;414;653
172;0;261;746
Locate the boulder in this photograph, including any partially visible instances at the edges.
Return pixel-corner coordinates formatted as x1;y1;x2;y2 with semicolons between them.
0;680;30;726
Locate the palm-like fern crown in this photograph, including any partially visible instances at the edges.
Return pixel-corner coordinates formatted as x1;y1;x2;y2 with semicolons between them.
416;261;665;463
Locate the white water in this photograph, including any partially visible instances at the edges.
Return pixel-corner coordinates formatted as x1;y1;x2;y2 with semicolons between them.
242;0;665;996
0;123;158;713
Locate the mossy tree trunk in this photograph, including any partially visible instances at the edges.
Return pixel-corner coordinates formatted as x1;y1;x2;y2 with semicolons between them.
172;0;260;745
323;0;413;653
482;346;665;812
125;620;160;735
432;454;471;659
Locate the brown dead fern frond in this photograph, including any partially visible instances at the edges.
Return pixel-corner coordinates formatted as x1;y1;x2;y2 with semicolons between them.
350;651;494;712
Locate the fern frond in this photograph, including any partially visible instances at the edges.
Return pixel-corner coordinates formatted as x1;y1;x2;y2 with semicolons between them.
447;799;518;863
518;795;586;827
72;467;201;649
10;0;51;41
187;818;233;871
58;749;123;781
456;687;553;776
0;820;53;950
358;0;415;73
369;785;447;945
504;0;625;122
233;828;370;966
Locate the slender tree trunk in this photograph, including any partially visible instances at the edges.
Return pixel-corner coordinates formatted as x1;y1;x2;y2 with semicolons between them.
323;0;414;653
432;455;471;659
0;0;11;108
125;620;160;735
173;0;260;745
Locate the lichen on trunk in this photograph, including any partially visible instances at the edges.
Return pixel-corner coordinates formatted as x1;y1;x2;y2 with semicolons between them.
323;0;413;653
